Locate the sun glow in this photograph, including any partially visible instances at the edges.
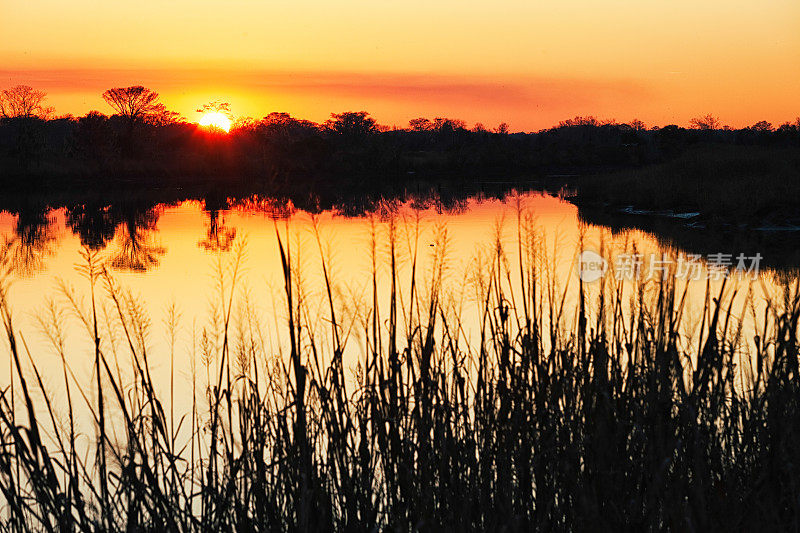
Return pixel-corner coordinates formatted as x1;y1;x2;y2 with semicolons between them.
198;111;232;132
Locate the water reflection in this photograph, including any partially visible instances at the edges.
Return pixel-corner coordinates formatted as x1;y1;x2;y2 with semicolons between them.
199;198;237;253
9;206;57;276
1;191;798;420
577;205;800;273
67;204;118;251
108;205;166;272
2;191;800;281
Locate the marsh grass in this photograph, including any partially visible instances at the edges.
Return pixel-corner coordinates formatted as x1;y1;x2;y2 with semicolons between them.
0;205;798;531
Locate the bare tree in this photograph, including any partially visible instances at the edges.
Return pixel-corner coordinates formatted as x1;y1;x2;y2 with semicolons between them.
102;86;166;126
0;85;53;119
689;114;720;130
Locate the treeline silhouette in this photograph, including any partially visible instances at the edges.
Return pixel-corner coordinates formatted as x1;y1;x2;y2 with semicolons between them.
1;85;799;200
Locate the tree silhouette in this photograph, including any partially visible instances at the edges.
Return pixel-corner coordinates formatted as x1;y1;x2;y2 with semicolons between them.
197;100;232;116
261;112;318;132
689;114;720;130
495;122;510;134
325;111;378;137
102;86;166;127
0;86;53;170
630;119;647;131
409;117;434;131
0;85;53;119
433;117;467;132
559;116;600;127
750;120;773;132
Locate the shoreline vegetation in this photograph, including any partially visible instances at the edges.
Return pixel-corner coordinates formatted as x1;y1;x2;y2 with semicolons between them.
0;214;799;530
1;85;799;232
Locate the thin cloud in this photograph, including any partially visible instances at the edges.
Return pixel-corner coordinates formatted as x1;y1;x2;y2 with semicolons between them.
0;67;650;108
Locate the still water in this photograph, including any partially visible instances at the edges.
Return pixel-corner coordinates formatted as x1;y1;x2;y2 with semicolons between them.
0;191;795;424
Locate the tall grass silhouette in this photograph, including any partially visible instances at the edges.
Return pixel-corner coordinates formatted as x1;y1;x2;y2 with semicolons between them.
0;204;798;531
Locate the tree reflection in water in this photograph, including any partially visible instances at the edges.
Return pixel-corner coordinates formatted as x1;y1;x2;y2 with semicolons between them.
8;207;57;276
67;204;118;251
108;206;166;272
198;198;237;253
198;209;237;253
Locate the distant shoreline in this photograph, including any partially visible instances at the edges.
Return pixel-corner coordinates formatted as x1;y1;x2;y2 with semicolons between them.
2;115;799;250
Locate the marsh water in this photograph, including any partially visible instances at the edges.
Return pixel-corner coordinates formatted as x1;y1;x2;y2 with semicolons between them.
0;190;797;420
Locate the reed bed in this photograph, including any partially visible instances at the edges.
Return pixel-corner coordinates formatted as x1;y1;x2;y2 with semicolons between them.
0;206;798;532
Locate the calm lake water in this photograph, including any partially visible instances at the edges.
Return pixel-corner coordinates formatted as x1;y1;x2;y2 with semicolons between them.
0;191;796;421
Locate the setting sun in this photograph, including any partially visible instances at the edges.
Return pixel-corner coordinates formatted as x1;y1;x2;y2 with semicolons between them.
198;111;232;132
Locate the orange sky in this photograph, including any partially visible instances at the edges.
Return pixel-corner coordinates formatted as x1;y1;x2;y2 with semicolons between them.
1;0;798;130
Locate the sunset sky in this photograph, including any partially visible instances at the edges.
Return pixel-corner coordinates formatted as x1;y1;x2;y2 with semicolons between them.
2;0;798;130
